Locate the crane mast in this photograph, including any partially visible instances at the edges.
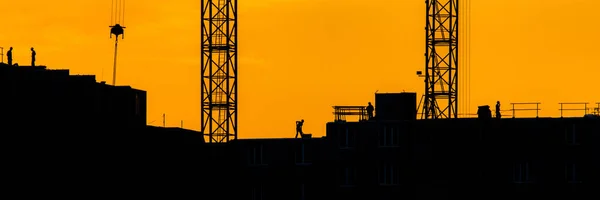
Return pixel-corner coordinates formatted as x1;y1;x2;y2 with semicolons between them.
201;0;238;143
420;0;460;119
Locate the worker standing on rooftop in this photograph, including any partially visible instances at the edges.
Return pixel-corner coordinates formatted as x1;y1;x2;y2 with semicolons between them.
366;102;374;120
295;119;304;138
7;47;13;65
30;47;36;66
496;101;501;119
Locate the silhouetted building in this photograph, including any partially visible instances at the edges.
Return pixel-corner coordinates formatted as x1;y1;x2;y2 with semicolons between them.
326;117;600;199
232;137;328;200
203;117;600;200
0;63;146;130
202;92;600;200
0;63;214;198
4;62;600;199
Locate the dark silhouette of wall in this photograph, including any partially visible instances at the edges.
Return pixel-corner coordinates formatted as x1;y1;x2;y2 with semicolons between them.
0;64;146;129
322;118;600;199
0;63;207;198
201;117;599;200
3;63;599;199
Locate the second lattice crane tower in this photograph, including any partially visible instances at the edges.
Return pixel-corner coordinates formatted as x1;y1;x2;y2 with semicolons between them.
420;0;459;119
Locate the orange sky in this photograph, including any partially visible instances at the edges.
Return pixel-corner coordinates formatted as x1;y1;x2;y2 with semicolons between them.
1;0;598;138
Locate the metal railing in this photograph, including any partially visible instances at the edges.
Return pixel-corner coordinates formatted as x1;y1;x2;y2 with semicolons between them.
559;102;589;117
414;102;600;119
511;102;541;118
493;110;513;118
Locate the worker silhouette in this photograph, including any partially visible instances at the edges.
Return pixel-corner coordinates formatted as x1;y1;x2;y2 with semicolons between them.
30;47;36;66
366;102;374;120
496;101;501;119
7;47;13;65
295;119;304;138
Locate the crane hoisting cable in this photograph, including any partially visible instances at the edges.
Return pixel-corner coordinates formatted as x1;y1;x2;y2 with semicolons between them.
109;0;126;86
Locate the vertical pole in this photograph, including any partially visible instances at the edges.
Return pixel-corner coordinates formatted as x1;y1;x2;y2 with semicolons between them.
201;0;205;141
512;104;515;118
560;103;563;118
112;38;119;86
234;0;239;141
536;103;539;118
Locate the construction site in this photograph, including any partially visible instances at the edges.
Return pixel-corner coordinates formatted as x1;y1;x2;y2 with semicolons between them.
199;0;599;199
1;0;600;199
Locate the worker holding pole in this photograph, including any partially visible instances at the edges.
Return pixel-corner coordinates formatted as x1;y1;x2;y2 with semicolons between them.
295;119;304;138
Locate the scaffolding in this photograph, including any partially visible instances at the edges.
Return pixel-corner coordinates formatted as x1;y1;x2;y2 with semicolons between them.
332;106;368;122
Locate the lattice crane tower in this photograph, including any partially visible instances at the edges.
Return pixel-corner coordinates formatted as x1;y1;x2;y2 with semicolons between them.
420;0;459;119
201;0;238;143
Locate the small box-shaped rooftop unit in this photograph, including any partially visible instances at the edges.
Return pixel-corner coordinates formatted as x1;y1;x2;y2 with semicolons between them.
375;92;417;121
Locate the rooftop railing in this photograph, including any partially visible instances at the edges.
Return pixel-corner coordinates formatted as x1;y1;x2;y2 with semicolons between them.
510;102;541;118
559;102;589;118
389;102;599;120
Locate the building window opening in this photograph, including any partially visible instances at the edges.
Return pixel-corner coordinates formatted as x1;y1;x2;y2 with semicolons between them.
513;162;531;183
379;126;400;147
251;184;263;200
249;144;265;165
565;124;579;145
566;163;582;184
340;167;356;187
379;163;400;185
339;127;355;149
295;143;312;165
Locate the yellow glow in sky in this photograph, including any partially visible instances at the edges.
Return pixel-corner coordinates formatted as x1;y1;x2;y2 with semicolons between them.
0;0;598;138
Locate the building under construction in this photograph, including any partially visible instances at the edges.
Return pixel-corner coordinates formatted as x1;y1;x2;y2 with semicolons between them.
200;92;600;200
2;0;600;199
1;63;599;199
195;0;600;198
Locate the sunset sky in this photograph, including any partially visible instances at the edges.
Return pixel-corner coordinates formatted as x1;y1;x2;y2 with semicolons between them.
0;0;598;138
